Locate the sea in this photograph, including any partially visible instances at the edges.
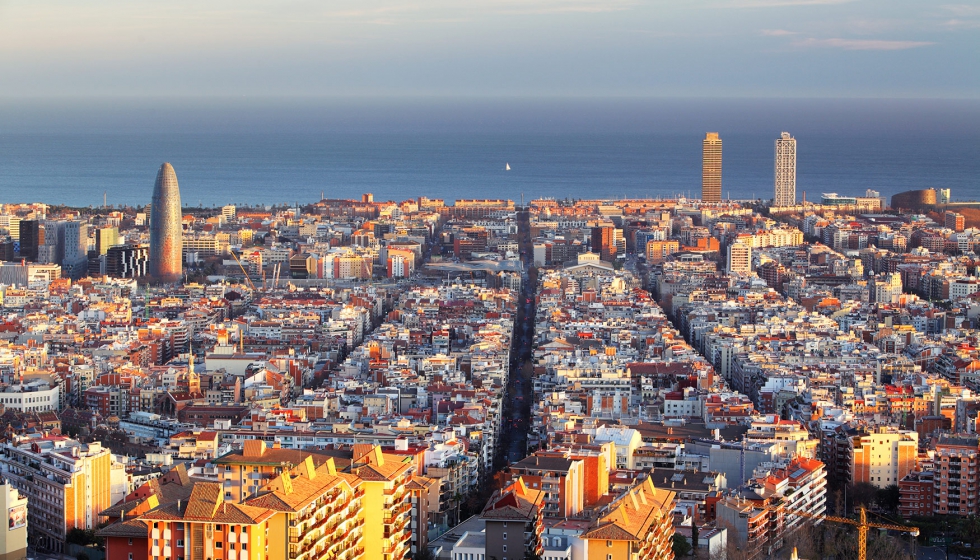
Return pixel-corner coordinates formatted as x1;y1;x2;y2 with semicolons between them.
0;97;977;208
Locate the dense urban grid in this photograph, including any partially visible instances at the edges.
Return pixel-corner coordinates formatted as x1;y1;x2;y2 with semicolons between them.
0;138;978;560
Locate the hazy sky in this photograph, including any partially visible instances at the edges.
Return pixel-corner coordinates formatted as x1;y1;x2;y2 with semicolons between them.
0;0;977;98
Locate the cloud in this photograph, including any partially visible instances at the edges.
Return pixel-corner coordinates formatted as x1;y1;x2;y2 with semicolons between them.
488;0;638;14
943;4;980;17
727;0;854;7
793;37;935;50
942;18;980;29
761;29;799;36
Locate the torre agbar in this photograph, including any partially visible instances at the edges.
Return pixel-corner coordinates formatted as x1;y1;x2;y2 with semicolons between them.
148;162;183;282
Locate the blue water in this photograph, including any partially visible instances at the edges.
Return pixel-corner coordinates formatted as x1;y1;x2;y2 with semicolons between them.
0;99;977;207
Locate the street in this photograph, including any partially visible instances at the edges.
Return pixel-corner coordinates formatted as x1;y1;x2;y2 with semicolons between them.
919;545;975;560
500;207;535;467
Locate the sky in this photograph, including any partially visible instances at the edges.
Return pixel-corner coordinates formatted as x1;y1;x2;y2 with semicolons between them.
0;0;977;99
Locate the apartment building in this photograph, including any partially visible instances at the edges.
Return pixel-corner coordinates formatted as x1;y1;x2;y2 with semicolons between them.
0;380;60;412
141;482;273;560
245;458;364;560
508;454;585;518
104;445;413;560
0;440;113;553
348;444;414;560
933;435;980;516
716;492;782;559
764;458;827;535
214;440;338;502
581;477;675;560
481;477;545;560
851;428;918;488
899;470;935;517
0;480;28;560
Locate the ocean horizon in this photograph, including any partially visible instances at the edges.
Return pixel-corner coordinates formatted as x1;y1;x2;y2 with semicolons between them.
0;97;977;207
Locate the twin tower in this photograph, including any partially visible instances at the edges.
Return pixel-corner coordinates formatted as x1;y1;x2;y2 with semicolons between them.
700;132;797;205
148;163;183;283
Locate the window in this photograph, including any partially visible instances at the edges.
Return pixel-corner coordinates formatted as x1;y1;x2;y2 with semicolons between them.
128;539;133;546
502;533;507;540
502;545;507;552
128;555;133;560
215;542;223;549
177;540;184;547
241;544;247;550
607;541;612;547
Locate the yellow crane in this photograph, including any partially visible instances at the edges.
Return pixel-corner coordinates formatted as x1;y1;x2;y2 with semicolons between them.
229;251;257;292
782;506;918;560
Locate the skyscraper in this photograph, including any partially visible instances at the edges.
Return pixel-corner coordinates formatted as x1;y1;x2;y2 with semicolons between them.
18;221;39;262
149;163;183;282
702;132;722;202
94;227;119;255
591;225;616;262
774;132;797;206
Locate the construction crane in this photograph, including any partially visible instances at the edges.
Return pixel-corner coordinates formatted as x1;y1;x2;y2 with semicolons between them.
779;506;918;560
229;251;256;292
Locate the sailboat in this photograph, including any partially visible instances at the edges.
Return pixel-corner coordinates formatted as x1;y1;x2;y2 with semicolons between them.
505;163;511;171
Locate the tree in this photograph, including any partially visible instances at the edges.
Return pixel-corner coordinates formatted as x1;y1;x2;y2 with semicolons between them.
672;534;692;557
66;528;89;545
847;482;878;511
866;532;913;560
961;515;980;544
874;484;901;513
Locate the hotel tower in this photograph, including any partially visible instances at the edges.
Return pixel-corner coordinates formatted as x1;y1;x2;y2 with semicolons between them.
702;132;722;202
774;132;797;206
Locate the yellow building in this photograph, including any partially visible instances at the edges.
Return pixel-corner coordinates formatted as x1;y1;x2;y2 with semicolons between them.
0;440;113;553
212;442;414;560
581;477;675;560
245;457;365;560
214;440;338;502
0;480;27;560
702;132;722;203
349;445;413;560
141;482;273;560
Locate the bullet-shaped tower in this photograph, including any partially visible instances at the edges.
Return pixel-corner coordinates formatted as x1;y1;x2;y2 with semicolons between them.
148;163;183;282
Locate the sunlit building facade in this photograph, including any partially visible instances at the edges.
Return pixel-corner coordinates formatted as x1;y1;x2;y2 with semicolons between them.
149;162;183;282
702;132;722;202
774;132;796;206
